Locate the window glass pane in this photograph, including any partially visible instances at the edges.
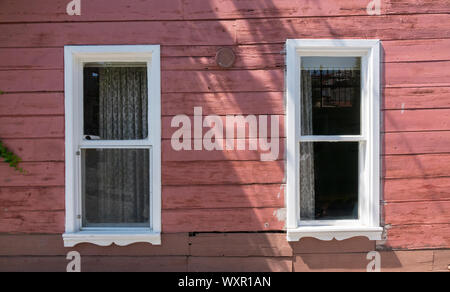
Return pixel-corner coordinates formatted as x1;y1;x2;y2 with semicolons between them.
82;148;150;227
301;57;361;136
300;142;359;220
83;63;148;140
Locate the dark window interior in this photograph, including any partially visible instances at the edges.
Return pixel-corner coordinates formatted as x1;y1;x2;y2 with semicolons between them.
83;67;100;137
313;142;359;220
300;57;361;221
309;69;361;135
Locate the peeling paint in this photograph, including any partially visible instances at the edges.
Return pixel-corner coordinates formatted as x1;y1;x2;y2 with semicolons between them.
277;184;284;199
401;103;405;114
273;208;286;222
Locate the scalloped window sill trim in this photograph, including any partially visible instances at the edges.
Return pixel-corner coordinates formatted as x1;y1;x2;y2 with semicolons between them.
63;232;161;247
287;226;383;241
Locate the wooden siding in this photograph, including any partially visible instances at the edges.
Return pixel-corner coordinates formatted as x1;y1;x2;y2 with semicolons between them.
0;233;448;272
0;0;449;268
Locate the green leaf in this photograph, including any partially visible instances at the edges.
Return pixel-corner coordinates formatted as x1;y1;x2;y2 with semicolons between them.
0;139;26;173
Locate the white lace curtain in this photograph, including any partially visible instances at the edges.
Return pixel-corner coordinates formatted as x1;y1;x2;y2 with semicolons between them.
300;71;315;220
87;67;149;225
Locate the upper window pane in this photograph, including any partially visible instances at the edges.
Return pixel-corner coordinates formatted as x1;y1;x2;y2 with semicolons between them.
301;57;361;136
83;63;148;140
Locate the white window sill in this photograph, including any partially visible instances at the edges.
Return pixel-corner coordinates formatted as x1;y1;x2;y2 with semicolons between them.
287;226;383;242
63;231;161;247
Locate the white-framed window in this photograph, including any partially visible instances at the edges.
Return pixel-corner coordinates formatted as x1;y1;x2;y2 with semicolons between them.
63;45;161;247
286;39;383;241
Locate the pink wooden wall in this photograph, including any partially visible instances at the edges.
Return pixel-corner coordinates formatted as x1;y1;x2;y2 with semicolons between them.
0;0;449;253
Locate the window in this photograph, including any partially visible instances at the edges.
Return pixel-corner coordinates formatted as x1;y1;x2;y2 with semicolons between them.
63;46;161;247
286;40;383;241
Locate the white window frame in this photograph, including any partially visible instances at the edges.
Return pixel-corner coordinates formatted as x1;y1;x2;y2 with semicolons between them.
286;39;383;241
63;45;161;247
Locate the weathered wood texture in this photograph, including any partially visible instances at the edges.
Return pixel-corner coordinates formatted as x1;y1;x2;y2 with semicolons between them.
385;224;450;250
0;15;449;49
1;1;449;23
2;40;450;71
0;256;188;272
0;233;447;272
2;64;450;93
0;0;448;254
293;250;436;272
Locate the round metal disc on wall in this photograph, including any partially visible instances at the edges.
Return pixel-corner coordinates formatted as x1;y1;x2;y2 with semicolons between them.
216;47;236;68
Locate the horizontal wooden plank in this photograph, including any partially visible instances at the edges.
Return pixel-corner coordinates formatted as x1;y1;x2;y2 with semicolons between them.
0;187;64;212
0;0;183;23
184;0;384;20
384;109;450;133
384;154;450;179
0;210;64;234
162;92;284;116
0;256;188;272
0;21;236;48
162;207;286;232
0;45;284;71
291;237;375;254
163;184;284;210
385;201;450;225
384;61;450;87
386;0;450;14
0;162;65;187
162;139;284;162
161;55;283;71
3;41;450;72
76;256;188;272
293;251;434;272
0;116;64;138
163;44;285;58
236;14;450;44
0;93;64;116
162;115;285;139
383;39;450;63
293;253;366;272
0;256;67;272
0;15;448;48
384;87;450;110
432;250;450;272
0;139;64;162
383;132;450;155
1;69;285;93
162;70;284;93
383;177;450;202
386;224;450;249
162;161;284;185
0;234;189;256
0;48;62;70
189;233;292;257
190;0;450;19
2;1;449;23
188;256;291;272
0;70;63;92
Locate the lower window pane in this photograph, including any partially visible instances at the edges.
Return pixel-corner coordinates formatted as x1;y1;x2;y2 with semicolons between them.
300;142;359;221
82;148;150;227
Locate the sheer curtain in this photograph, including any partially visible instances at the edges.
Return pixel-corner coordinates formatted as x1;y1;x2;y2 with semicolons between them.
88;67;149;225
300;71;315;220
